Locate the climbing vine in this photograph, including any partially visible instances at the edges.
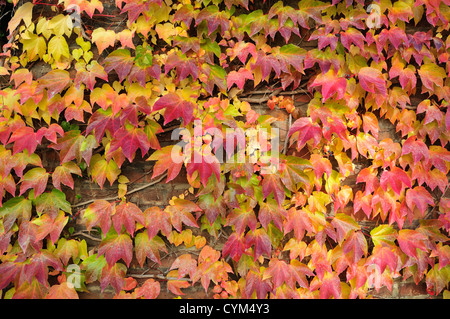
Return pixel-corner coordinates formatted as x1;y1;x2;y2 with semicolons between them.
0;0;449;299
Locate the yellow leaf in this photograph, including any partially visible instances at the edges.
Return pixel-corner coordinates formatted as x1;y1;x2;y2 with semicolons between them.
91;28;116;54
36;17;52;39
21;34;46;61
48;14;72;37
48;35;70;61
155;23;176;44
8;2;33;33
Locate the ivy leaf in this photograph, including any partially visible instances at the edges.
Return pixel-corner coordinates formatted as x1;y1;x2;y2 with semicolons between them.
358;67;387;96
112;201;145;235
89;154;121;189
245;228;272;261
135;232;167;267
50;130;85;165
342;230;368;264
402;136;430;165
103;49;134;83
19;167;49;197
397;229;429;258
22;250;63;287
356;167;380;195
380;167;412;195
226;206;257;236
108;125;151;163
81;199;114;235
7;1;33;33
91;28;116;55
370;224;397;248
45;282;79;299
195;5;230;35
35;189;71;218
33;211;69;244
100;262;126;293
36;69;71;100
52;162;82;190
170;254;198;280
166;198;201;233
261;173;285;207
152;93;195;125
185;150;221;187
227;68;254;90
245;269;273;299
331;213;360;244
288;117;322;151
98;231;133;267
7;126;40;155
167;280;190;296
318;271;341;299
135;279;161;299
165;51;199;81
283;208;314;240
280;156;311;192
147;145;183;183
310;68;347;102
418;63;446;90
222;233;245;262
86;108;121;144
143;206;172;239
405;186;434;216
0;196;32;233
259;198;287;231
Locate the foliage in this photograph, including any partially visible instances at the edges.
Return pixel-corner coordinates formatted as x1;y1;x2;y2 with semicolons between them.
0;0;449;299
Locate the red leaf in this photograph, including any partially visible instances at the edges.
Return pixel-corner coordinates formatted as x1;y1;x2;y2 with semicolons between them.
402;136;429;165
397;229;429;258
167;280;190;296
108;125;150;163
147;145;183;183
259;198;287;231
356;167;379;195
52;162;82;190
245;269;272;299
283;207;314;240
103;49;133;82
310;69;347;102
45;282;79;299
135;233;167;267
98;232;133;267
318;271;341;299
245;228;272;261
342;230;368;264
380;167;411;195
288;117;322;151
222;233;245;262
225;206;257;236
227;68;254;90
166;198;201;233
405;186;434;216
7;126;40;155
36;70;71;100
81;200;114;235
195;5;230;35
143;206;172;239
152;93;195;125
19;167;49;197
170;254;198;279
261;173;285;207
358;67;387;96
50;130;85;165
165;52;199;81
185;150;221;187
135;279;160;299
100;262;126;293
112;201;145;235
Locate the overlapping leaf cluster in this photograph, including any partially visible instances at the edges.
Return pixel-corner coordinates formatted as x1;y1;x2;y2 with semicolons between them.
0;0;449;299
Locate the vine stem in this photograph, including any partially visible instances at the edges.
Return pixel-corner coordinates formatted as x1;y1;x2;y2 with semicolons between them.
71;172;168;208
128;273;192;282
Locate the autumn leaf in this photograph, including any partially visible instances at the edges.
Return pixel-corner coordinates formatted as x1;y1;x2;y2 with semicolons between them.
19;167;49;197
112;201;145;235
45;282;79;299
405;186;434;216
81;199;114;234
135;279;160;299
98;231;133;267
135;232;167;267
380;167;412;195
227;68;254;90
100;262;126;293
310;68;347;102
418;63;446;90
108;125;151;163
52;161;82;190
167;279;190;296
397;229;429;258
288;117;322;151
147;145;183;183
185;150;221;187
152;92;195;125
358;67;387;96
